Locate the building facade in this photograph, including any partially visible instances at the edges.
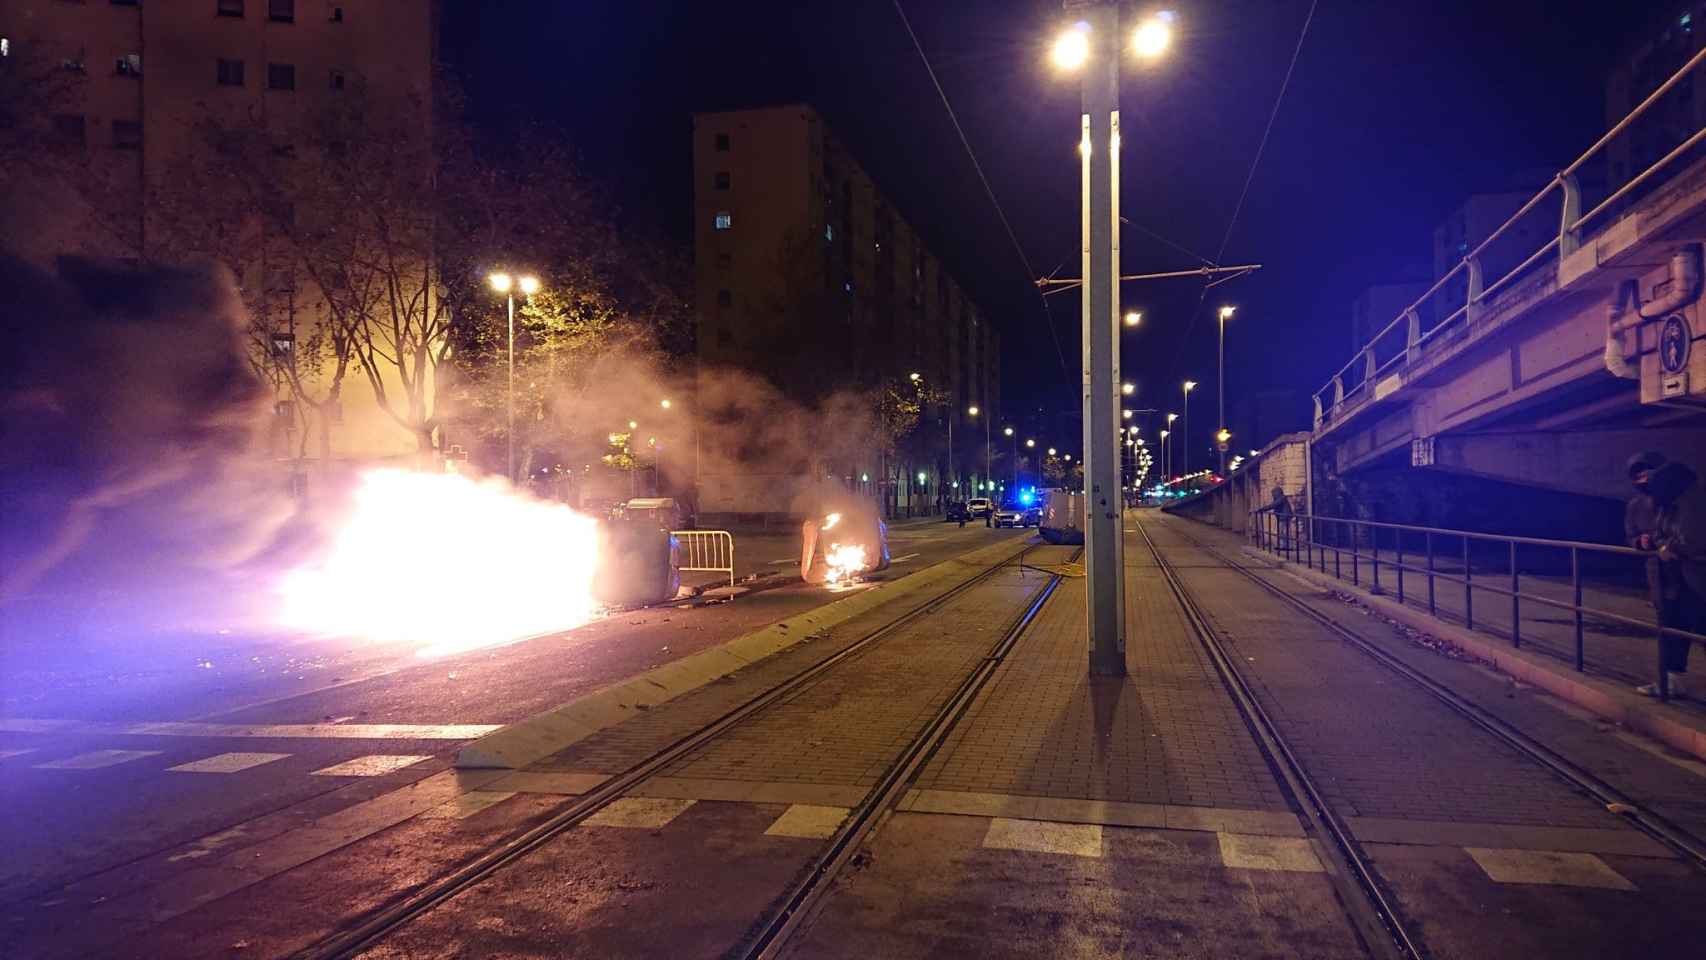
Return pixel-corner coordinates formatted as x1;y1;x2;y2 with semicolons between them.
1;0;438;463
691;105;1000;519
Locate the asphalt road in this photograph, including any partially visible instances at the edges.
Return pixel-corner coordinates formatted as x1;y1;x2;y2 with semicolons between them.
0;517;1026;907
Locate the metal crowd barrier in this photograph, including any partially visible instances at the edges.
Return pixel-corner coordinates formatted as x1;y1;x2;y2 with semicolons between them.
674;529;736;591
1247;506;1706;701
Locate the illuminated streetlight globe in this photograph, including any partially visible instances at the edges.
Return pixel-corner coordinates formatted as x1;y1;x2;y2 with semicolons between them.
1124;311;1142;327
660;398;672;409
1121;382;1135;395
518;275;540;296
1064;454;1072;461
1167;413;1178;424
1122;409;1133;420
1132;15;1173;59
909;372;921;382
488;272;513;293
1004;427;1014;437
627;420;638;430
968;405;980;417
1219;305;1236;321
1184;380;1198;393
1052;23;1090;70
1026;439;1036;448
1048;447;1058;456
918;471;927;483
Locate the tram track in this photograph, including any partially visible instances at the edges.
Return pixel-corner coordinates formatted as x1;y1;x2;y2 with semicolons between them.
289;540;1080;960
1141;512;1706;960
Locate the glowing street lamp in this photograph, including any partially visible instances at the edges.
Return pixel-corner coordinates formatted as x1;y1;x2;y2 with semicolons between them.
1131;13;1173;59
1217;304;1236;474
1182;380;1197;475
1121;382;1135;395
1051;22;1090;70
1048;447;1058;457
1026;438;1036;448
1124;311;1142;327
660;398;672;409
489;270;540;483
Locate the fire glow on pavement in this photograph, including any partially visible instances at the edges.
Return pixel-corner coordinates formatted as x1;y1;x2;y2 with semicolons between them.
276;469;602;659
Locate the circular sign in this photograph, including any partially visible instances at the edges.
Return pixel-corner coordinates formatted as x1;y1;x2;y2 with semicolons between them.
1660;314;1691;375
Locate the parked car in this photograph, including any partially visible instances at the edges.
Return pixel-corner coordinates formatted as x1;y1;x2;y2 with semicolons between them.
967;497;994;519
992;504;1025;528
944;501;971;523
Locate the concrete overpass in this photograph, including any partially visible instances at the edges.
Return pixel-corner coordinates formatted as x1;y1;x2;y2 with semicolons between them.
1183;54;1706;541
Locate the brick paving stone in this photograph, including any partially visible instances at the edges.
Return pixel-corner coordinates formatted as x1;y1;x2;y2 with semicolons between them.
916;543;1290;811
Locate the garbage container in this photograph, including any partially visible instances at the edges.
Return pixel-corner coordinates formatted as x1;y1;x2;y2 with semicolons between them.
800;510;890;585
594;518;681;606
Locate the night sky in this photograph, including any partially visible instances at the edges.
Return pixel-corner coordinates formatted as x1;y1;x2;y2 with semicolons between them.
444;0;1650;455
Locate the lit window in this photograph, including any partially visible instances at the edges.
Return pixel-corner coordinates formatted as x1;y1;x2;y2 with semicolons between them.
714;211;732;231
716;289;732;307
714;171;730;190
825;224;833;242
1;38;10;58
216;58;245;86
115;54;141;76
112;119;141;150
714;132;730;151
269;0;295;23
217;0;245;17
267;62;295;91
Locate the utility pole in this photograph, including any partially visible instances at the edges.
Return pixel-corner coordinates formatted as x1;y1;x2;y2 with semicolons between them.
1074;0;1126;677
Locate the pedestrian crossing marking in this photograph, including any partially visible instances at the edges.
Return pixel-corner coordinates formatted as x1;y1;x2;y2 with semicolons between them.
582;797;695;829
33;749;162;770
982;817;1103;858
765;804;849;839
1466;847;1635;891
311;755;431;777
168;752;291;774
1218;832;1324;873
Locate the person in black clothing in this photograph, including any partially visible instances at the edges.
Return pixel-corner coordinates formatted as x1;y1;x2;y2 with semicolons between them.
1626;450;1667;608
1644;460;1706;699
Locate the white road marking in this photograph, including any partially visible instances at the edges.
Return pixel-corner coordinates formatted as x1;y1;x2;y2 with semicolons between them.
168;752;291;774
581;797;695;829
420;790;517;820
166;824;252;862
1217;833;1324;873
765;804;849;839
311;755;431;777
0;719;499;740
1466;847;1636;891
983;817;1103;858
33;749;162;770
889;553;921;564
0;749;36;761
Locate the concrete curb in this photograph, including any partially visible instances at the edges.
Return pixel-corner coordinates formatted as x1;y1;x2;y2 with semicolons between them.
1252;546;1706;765
455;534;1036;770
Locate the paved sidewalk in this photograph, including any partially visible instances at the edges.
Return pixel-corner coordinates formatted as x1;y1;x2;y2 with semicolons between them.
916;539;1289;815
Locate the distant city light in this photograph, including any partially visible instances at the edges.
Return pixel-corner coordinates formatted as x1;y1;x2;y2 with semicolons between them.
1132;14;1173;59
488;272;513;293
518;275;540;296
1124;311;1142;327
1121;382;1135;395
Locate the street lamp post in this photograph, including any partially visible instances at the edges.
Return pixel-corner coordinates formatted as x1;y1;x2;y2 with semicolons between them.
488;272;540;483
1218;305;1234;475
1160;428;1171;481
1005;426;1017;491
1182;380;1197;476
968;405;988;495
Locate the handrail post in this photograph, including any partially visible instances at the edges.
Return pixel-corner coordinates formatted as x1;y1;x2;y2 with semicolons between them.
1467;256;1485;322
1558;172;1582;258
1571;547;1584;672
1363;347;1377;387
1396;531;1405;604
1509;540;1520;648
1405;307;1422;364
1426;532;1436;615
1313;393;1324;429
1334;519;1342;580
1352;521;1360;587
1333;375;1345;407
1463;536;1474;630
1371;524;1382;595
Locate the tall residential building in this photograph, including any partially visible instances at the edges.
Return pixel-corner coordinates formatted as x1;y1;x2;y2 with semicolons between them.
691;104;1000;519
1;0;438;461
1606;3;1704;191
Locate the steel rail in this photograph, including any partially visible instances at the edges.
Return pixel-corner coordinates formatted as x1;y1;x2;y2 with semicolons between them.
743;546;1082;959
1135;517;1422;960
289;539;1054;960
1168;519;1706;873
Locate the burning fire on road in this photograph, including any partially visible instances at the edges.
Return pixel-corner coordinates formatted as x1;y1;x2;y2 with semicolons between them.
277;469;603;659
801;506;889;588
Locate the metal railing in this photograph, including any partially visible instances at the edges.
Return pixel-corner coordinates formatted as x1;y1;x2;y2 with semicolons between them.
674;529;735;591
1313;45;1706;429
1248;507;1706;701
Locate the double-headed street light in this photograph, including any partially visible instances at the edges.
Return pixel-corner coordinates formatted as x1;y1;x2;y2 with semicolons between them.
1052;5;1174;677
488;271;540;483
